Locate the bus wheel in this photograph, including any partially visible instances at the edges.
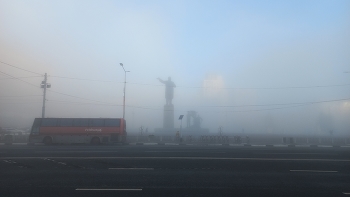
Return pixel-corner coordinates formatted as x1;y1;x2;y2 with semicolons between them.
91;137;100;145
43;136;52;146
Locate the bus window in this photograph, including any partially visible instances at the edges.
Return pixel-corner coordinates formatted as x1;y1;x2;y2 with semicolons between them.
41;119;57;127
73;119;89;127
32;118;42;128
90;119;104;127
60;119;73;127
105;119;120;127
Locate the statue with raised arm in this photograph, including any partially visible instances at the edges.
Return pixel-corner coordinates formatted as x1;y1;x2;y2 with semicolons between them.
157;77;176;105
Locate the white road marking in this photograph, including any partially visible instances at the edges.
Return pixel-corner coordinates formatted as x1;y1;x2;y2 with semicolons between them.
343;192;350;195
257;153;336;155
43;158;67;166
76;188;142;191
144;150;226;153
36;151;120;153
2;156;350;162
144;151;202;153
290;170;338;173
109;168;153;170
3;160;16;164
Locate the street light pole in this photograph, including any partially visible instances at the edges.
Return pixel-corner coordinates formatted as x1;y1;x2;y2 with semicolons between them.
120;63;130;120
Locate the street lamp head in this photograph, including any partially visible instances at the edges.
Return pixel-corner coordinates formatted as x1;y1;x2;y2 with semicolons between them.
120;63;123;66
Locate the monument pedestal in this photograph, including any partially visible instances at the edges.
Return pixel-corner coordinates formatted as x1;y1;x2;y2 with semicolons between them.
163;104;174;128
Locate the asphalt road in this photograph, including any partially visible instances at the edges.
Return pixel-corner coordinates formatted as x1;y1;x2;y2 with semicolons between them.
1;144;349;197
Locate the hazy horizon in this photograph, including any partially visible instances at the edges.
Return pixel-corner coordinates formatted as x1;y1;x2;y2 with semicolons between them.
1;0;349;136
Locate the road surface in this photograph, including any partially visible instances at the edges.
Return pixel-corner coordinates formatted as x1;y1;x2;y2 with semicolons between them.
1;144;349;197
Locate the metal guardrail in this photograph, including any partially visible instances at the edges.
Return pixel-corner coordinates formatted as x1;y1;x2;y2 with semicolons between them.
1;133;349;146
128;135;349;146
127;135;249;144
0;134;29;144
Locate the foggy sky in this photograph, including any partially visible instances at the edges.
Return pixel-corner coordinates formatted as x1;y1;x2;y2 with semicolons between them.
0;0;349;136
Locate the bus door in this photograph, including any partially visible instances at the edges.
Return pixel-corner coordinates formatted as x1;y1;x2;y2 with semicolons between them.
31;118;42;136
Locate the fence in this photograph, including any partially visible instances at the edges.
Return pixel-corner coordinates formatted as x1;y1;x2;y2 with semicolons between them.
1;133;349;146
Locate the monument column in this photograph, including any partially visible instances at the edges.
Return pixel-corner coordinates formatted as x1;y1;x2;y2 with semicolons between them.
158;77;176;130
163;104;174;128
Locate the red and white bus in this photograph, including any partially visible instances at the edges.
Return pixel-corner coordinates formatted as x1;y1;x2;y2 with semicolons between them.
28;118;126;145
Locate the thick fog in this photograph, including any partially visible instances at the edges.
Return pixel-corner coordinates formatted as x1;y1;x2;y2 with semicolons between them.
0;1;349;136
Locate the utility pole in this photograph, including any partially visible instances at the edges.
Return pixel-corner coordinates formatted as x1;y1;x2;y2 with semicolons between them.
120;63;130;120
41;73;51;118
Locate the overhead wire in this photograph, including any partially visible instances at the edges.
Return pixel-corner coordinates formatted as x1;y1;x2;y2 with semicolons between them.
0;71;41;89
47;99;160;110
200;97;350;108
47;99;121;106
1;60;350;114
0;76;42;80
0;70;116;105
46;89;116;105
50;75;350;89
224;104;312;113
2;80;348;112
0;101;42;104
40;97;350;113
2;60;350;90
51;77;350;90
2;69;350;111
49;75;121;83
0;61;43;75
0;95;42;98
